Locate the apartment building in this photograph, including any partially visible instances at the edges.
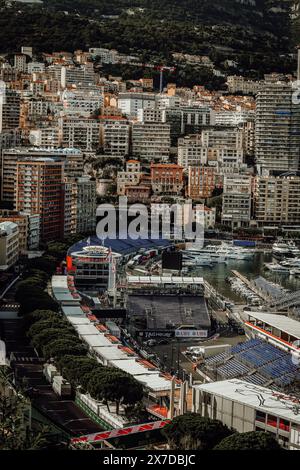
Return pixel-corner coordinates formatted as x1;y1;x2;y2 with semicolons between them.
255;82;300;173
62;64;97;88
204;206;216;229
178;127;244;170
29;127;62;147
0;212;28;253
117;92;156;118
62;90;103;116
27;62;45;74
125;185;151;204
117;160;142;195
132;122;171;162
1;147;83;205
178;135;208;169
204;128;244;170
151;163;184;195
214;110;255;127
222;174;253;227
137;108;164;123
227;75;261;94
0;89;21;132
180;106;215;134
72;176;97;234
13;54;27;73
254;174;300;226
15;158;65;242
188;166;216;200
62;118;100;151
100;119;130;156
0;221;19;270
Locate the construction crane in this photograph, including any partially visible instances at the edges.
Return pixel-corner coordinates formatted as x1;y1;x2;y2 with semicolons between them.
155;65;176;93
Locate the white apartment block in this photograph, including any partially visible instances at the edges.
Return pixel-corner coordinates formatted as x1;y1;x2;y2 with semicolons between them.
117;92;156;118
89;48;118;63
0;221;19;270
117;160;141;195
62;90;103;116
131;122;171;162
178;135;208;169
137;108;164;123
178;128;244;170
222;174;253;227
27;62;45;74
62;65;97;88
227;75;261;94
29;127;62;147
28;100;59;119
214;110;255;126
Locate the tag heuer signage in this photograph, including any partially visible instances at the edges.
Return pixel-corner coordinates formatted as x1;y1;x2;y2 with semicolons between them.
175;330;208;338
139;330;174;339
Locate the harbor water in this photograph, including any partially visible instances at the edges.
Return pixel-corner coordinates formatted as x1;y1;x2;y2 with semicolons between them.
189;252;300;302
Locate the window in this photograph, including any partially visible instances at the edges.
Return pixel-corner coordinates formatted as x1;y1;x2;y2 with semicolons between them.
267;414;278;429
255;410;266;423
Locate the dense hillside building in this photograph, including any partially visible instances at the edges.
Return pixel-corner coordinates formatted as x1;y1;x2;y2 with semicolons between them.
255;82;300;174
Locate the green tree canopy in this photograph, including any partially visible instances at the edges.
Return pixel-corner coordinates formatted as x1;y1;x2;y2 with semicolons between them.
42;339;87;360
163;413;232;450
214;431;282;451
57;356;100;387
27;319;73;339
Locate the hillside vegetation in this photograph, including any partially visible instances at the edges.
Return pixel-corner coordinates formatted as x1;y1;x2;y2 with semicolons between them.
0;0;297;76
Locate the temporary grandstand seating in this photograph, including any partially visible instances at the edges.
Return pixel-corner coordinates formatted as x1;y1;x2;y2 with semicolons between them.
238;341;286;368
205;351;230;367
243;373;267;386
231;338;261;354
203;337;300;392
217;358;251;379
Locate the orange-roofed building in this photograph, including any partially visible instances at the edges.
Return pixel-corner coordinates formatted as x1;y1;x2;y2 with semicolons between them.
151;163;184;195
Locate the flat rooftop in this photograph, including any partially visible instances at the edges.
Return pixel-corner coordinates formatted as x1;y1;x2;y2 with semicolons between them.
245;311;300;340
195;379;300;424
68;236;172;256
128;294;210;330
127;275;204;286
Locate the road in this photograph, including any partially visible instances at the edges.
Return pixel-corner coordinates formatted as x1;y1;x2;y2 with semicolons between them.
0;317;103;437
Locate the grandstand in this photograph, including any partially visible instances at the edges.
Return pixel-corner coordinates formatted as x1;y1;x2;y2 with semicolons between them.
202;337;300;392
127;293;210;331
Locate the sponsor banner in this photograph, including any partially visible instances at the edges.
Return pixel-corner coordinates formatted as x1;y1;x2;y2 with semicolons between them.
139;330;174;339
175;330;208;338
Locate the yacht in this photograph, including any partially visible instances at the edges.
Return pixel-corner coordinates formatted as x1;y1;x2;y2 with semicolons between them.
264;262;290;274
272;240;300;258
185;242;254;261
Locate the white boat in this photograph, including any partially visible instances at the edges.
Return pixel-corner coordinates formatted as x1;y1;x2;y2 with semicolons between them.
289;268;300;276
184;242;254;262
264;262;290;273
272;240;300;258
